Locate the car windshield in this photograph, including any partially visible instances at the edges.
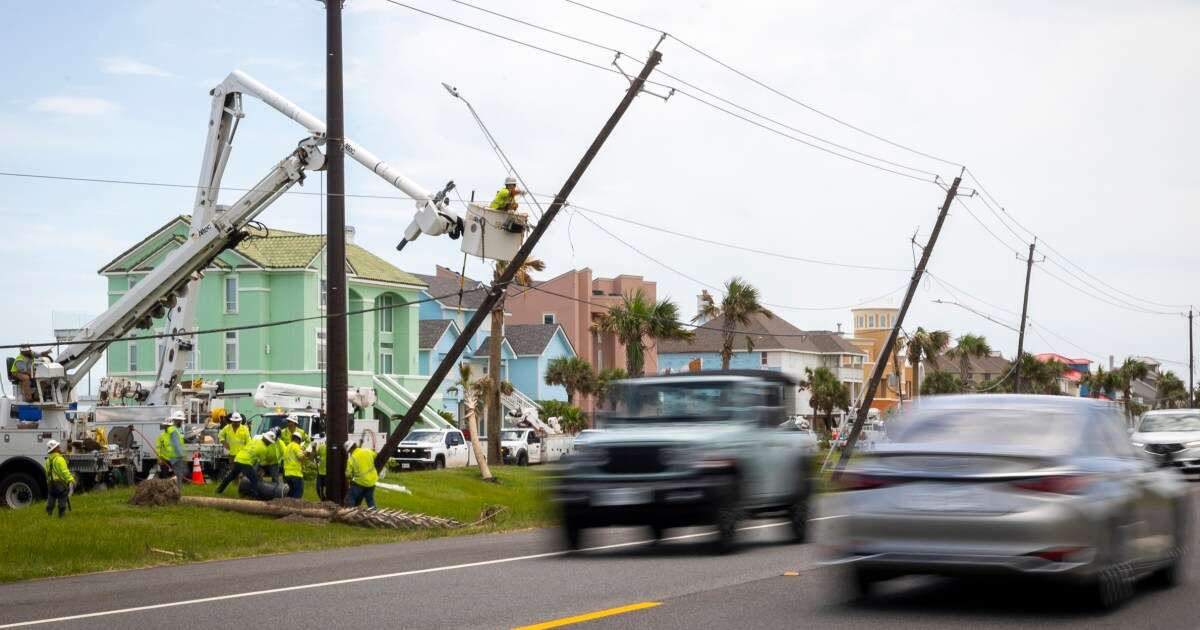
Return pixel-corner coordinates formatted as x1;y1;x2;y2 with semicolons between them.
892;408;1082;451
404;431;441;443
500;430;524;441
604;379;785;423
1139;413;1200;433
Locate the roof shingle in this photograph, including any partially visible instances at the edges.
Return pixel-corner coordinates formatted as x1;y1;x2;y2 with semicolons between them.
658;313;866;356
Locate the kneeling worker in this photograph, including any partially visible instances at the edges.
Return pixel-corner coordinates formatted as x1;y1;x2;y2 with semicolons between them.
345;440;379;509
44;440;74;518
283;432;307;499
216;431;275;494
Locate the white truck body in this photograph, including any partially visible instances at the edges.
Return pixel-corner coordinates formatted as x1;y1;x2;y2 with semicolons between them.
392;429;470;470
500;428;574;465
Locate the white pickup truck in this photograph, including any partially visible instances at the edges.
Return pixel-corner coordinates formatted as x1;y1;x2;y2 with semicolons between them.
501;428;574;466
392;429;470;470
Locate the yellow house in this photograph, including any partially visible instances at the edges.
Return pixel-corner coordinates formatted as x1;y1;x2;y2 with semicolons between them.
849;307;914;413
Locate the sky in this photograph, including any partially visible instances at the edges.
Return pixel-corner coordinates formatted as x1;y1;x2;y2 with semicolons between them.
2;0;1199;387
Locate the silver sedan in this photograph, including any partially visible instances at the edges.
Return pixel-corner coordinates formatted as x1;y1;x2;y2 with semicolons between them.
835;394;1190;609
1131;409;1200;479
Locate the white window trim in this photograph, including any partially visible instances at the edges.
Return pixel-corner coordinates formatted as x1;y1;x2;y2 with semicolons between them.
379;349;394;375
316;328;328;370
128;341;138;372
379;295;394;333
224;275;239;314
319;277;328;311
224;331;239;370
542;312;556;325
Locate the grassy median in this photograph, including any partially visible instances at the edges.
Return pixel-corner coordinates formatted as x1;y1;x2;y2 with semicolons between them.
0;467;554;584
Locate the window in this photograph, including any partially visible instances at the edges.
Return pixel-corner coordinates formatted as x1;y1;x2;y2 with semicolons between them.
379;295;394;333
856;315;863;328
320;278;327;310
868;314;876;328
128;275;141;290
542;313;556;325
128;342;138;372
316;330;327;370
761;352;768;366
224;331;238;370
224;276;238;313
380;343;394;375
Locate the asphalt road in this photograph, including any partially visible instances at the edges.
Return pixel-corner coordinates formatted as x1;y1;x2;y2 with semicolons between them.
1;495;1197;629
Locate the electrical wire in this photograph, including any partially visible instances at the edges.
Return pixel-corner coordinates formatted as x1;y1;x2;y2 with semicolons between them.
931;299;1020;333
1036;265;1178;316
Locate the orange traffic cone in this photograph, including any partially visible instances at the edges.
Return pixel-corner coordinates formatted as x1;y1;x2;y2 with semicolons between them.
190;451;206;485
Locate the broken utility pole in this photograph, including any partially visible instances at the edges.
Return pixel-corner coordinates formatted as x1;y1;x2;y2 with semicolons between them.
834;174;963;475
374;45;666;472
1013;239;1036;393
324;0;349;504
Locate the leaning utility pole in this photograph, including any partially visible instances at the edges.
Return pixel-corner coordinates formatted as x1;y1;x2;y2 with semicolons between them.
324;0;349;503
1013;239;1036;394
834;175;962;474
1190;309;1194;405
373;44;666;471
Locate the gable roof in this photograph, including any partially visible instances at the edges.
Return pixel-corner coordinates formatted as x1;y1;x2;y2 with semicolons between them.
927;352;1011;375
472;336;516;359
411;272;489;310
98;215;425;286
658;312;866;356
503;323;572;356
419;319;458;350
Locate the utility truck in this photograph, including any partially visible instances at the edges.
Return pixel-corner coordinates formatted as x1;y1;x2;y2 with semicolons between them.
393;428;470;470
1;70;526;508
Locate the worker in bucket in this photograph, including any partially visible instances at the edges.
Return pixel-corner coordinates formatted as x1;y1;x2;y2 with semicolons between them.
43;440;74;518
216;431;274;494
345;440;379;509
282;432;307;499
489;176;523;212
10;345;51;402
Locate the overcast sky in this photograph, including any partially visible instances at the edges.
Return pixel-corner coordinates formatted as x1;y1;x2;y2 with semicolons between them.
3;0;1198;386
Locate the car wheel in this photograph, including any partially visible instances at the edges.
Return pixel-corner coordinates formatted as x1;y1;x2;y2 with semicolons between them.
0;473;41;509
1088;525;1134;609
517;452;529;467
787;492;811;544
850;567;883;599
562;519;584;551
650;523;666;544
712;499;739;554
434;457;445;470
1150;501;1189;588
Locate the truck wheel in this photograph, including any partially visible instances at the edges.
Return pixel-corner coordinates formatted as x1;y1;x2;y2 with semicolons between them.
517;451;529;466
1;473;42;509
787;492;811;543
712;499;739;554
434;456;445;470
563;519;584;551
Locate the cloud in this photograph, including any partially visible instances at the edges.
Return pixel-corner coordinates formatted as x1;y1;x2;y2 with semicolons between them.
29;96;121;116
100;56;172;78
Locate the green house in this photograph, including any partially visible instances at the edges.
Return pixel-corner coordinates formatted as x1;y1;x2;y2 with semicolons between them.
99;216;445;428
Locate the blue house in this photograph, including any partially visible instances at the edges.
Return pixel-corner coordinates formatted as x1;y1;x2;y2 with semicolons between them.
474;324;576;402
412;267;490;351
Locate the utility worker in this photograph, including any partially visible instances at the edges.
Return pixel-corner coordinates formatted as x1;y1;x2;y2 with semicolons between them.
218;413;250;458
154;415;184;482
489;176;523;212
44;440;74;518
312;440;328;501
169;410;188;482
258;430;283;483
10;345;51;402
282;432;307;499
345;440;379;508
279;415;310;448
216;432;274;494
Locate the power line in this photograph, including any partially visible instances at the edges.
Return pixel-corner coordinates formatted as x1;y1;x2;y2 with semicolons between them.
1036;264;1178;316
931;299;1020;333
926;270;1021;317
0;170;420;201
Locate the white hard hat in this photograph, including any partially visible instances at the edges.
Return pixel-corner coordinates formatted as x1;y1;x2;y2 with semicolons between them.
286;414;299;424
230;412;243;423
46;440;61;453
160;418;172;427
504;176;517;186
344;439;358;451
262;431;277;444
170;410;186;422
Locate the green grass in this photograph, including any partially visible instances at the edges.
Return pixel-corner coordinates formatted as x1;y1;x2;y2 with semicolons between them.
0;467;554;584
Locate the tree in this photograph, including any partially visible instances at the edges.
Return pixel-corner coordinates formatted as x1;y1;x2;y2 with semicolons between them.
1114;358;1151;421
537;400;588;434
805;367;850;436
596;289;691;376
593;367;628;410
544;356;595;405
921;370;962;395
907;327;951;401
452;362;492;481
1085;366;1118;399
990;354;1066;395
1156;371;1189;409
693;277;774;370
487;258;545;465
946;334;992;390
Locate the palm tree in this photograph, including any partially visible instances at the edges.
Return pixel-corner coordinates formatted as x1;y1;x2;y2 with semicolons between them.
451;362;492;481
596;289;691;376
487;258;545;465
693;278;774;370
921;370;963;395
1085;366;1117;399
544;356;595;405
1114;358;1151;421
946;334;992;390
1156;371;1189;409
906;327;951;401
805;367;850;436
593;367;628;410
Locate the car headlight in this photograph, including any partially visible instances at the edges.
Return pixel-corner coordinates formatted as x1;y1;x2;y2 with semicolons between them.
1131;442;1145;448
1186;441;1200;448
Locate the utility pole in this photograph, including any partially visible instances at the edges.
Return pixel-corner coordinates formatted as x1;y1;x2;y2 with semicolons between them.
374;43;665;471
835;175;962;474
1013;239;1036;394
323;0;348;504
1190;309;1194;405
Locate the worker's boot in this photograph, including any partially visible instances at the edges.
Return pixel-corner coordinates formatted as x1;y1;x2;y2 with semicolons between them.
57;507;66;518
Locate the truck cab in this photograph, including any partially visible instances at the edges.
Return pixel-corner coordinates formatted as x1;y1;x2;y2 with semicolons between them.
392;428;469;470
554;370;815;553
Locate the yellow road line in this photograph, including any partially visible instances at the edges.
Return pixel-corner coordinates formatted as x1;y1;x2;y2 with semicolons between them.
513;602;662;630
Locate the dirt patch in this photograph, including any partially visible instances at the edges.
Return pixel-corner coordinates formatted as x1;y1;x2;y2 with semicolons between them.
129;479;180;507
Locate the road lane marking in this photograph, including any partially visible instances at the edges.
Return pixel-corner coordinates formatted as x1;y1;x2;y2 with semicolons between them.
513;602;661;630
0;515;845;629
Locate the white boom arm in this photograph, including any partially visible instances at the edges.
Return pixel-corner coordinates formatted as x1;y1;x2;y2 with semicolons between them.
146;70;464;405
253;381;377;414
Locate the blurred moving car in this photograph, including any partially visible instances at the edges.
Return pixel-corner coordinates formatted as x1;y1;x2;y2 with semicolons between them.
554;370;816;553
837;395;1189;609
1130;409;1200;479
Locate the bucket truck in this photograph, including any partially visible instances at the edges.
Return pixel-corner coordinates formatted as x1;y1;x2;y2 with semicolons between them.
0;70;526;508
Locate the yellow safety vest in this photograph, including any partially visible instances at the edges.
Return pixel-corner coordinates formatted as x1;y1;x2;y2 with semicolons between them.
281;426;309;447
45;452;75;486
219;424;250;458
490;187;517;210
156;426;179;460
346;448;378;488
282;442;305;477
234;438;267;466
316;442;328;475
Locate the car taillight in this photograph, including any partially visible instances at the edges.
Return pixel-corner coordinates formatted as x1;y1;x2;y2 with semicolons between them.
836;473;901;491
1011;475;1093;495
1026;546;1092;563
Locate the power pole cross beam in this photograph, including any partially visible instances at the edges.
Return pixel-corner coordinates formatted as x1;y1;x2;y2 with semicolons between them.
1013;239;1037;393
834;175;962;475
374;45;666;472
